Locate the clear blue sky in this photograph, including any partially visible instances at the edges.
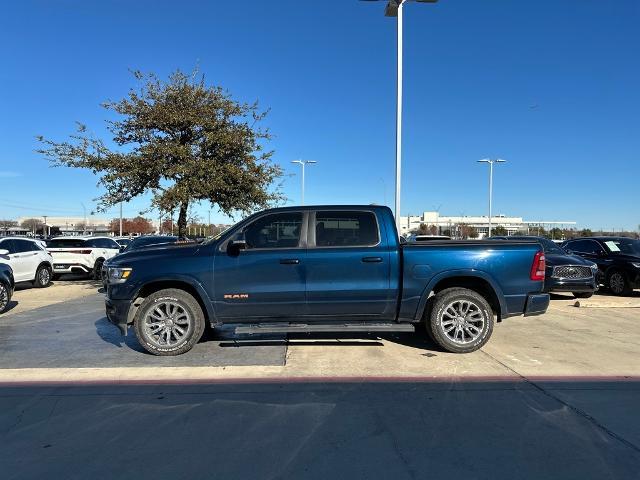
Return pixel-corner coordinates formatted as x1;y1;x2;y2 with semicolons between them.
0;0;638;230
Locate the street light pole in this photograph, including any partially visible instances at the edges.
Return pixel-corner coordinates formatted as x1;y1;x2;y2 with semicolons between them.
361;0;439;233
81;202;87;235
395;0;403;233
291;160;317;205
477;158;506;237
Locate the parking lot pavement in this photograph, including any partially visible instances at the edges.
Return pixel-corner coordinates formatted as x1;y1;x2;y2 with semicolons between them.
0;293;286;369
0;285;638;383
0;380;638;480
4;276;101;317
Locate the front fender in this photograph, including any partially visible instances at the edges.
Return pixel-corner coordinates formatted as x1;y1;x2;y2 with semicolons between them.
128;274;217;324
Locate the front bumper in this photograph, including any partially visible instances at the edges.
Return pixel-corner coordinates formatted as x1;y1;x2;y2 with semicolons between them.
523;293;550;317
545;277;598;294
105;297;130;335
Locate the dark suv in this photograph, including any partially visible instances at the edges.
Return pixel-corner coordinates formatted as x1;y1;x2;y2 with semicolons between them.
490;236;598;298
562;237;640;295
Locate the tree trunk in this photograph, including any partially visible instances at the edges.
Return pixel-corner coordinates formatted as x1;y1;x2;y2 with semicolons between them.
177;202;189;238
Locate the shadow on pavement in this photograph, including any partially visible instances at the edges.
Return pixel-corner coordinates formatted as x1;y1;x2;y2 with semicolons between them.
0;379;638;480
1;300;18;314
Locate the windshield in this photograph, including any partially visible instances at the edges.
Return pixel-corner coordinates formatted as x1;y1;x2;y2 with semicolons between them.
603;238;640;255
507;236;565;254
536;238;566;255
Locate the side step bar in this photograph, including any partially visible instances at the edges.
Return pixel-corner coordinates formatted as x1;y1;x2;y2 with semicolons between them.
235;323;415;335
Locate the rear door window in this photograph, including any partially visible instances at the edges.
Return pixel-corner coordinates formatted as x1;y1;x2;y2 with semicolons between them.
314;211;379;247
12;239;32;253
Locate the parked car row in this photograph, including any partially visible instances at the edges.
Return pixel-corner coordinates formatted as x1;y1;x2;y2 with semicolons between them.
0;237;54;288
489;235;640;297
561;237;640;296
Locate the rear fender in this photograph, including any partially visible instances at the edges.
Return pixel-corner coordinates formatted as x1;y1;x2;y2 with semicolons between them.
414;269;507;320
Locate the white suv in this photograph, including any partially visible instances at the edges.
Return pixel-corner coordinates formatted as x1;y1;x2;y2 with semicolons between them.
0;237;54;287
47;236;121;280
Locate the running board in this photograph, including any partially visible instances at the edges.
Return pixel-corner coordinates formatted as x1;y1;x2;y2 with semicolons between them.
235;323;415;335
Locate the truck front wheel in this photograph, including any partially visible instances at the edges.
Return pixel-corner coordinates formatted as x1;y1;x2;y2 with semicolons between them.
426;288;494;354
134;288;205;356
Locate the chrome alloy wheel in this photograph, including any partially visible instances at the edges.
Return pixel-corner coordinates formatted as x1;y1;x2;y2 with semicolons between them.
439;299;486;345
39;267;51;286
143;301;193;347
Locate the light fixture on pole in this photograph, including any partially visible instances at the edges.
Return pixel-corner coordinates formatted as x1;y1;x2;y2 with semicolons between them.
477;158;507;237
291;160;317;205
361;0;438;233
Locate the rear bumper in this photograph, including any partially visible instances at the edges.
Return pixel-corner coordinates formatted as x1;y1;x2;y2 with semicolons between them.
105;297;130;335
53;263;91;274
523;293;550;317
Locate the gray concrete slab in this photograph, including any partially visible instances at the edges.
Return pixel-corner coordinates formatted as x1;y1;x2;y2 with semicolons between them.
0;381;638;480
0;294;286;368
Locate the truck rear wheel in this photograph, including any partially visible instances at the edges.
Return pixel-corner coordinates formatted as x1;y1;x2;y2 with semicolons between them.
134;288;205;356
426;288;494;354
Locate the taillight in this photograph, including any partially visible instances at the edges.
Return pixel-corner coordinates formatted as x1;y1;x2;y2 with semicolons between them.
530;251;546;281
68;249;93;255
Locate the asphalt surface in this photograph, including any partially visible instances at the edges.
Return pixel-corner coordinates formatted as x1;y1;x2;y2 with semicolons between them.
0;380;638;480
0;294;287;368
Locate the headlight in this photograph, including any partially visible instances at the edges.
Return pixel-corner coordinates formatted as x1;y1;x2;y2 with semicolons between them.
590;263;599;271
107;267;132;284
631;263;640;269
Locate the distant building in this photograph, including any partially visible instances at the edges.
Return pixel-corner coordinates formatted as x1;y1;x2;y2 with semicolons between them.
399;211;576;238
0;226;29;236
17;216;112;236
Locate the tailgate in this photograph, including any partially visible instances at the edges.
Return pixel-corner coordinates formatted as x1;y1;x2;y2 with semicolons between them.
48;248;93;263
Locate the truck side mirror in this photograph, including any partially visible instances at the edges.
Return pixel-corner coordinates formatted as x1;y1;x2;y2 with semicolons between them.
227;235;247;256
0;249;8;257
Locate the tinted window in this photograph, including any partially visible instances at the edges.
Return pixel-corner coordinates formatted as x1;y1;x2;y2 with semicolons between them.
47;239;87;248
315;211;378;247
25;240;43;252
243;213;302;249
602;238;640;255
12;239;33;253
99;238;119;249
0;239;16;254
566;240;603;254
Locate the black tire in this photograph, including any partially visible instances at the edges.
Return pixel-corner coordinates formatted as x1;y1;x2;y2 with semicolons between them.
572;292;593;299
0;282;9;314
426;287;494;354
134;288;205;356
92;259;105;281
33;264;52;288
607;270;632;296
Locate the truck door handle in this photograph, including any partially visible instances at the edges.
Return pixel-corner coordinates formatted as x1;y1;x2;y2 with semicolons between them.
362;256;383;263
280;258;300;265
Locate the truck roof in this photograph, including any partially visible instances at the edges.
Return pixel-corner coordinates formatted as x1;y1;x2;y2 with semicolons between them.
258;205;392;212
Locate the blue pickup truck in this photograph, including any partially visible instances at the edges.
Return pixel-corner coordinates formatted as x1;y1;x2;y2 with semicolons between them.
105;205;549;355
